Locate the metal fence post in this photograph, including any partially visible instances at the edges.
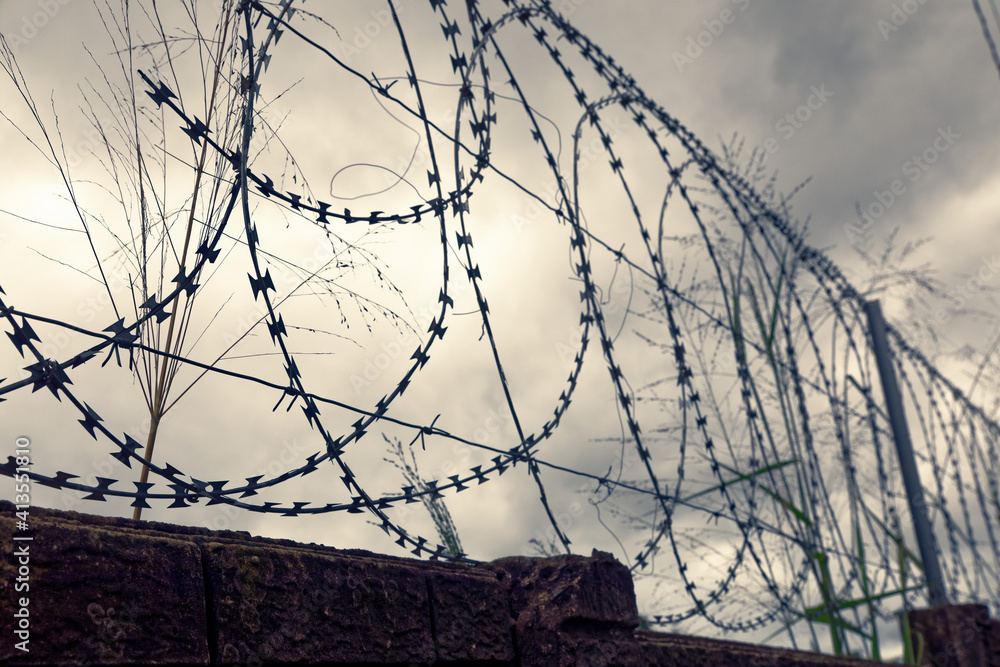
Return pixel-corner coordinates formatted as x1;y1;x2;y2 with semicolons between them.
864;299;948;608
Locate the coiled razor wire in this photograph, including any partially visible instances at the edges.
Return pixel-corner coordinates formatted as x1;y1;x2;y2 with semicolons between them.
1;0;998;651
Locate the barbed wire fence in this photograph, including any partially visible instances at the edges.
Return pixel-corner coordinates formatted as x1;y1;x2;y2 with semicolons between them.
1;0;998;658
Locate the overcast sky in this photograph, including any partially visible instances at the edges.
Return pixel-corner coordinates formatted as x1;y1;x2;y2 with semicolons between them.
2;0;999;648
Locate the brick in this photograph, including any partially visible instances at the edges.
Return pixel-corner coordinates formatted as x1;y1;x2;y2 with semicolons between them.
0;513;209;665
427;568;514;662
203;542;434;664
908;605;993;667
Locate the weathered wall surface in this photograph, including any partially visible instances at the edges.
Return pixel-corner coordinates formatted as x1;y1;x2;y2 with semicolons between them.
1;501;996;666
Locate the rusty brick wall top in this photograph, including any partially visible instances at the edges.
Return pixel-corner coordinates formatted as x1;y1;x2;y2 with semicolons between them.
0;500;970;666
0;500;514;666
907;605;1000;667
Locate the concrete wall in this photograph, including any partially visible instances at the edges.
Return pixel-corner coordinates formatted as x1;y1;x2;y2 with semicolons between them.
1;501;996;666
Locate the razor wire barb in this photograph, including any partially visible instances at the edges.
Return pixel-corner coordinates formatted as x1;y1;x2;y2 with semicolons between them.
1;0;998;655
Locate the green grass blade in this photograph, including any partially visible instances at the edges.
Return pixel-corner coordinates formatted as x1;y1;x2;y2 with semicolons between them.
681;459;799;504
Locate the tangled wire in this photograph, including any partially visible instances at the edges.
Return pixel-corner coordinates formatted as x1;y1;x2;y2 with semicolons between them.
1;0;997;653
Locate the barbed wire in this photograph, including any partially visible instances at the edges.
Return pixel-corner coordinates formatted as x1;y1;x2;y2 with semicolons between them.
1;0;997;654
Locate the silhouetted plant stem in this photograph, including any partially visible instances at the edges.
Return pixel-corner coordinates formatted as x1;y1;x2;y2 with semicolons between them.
133;3;235;520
